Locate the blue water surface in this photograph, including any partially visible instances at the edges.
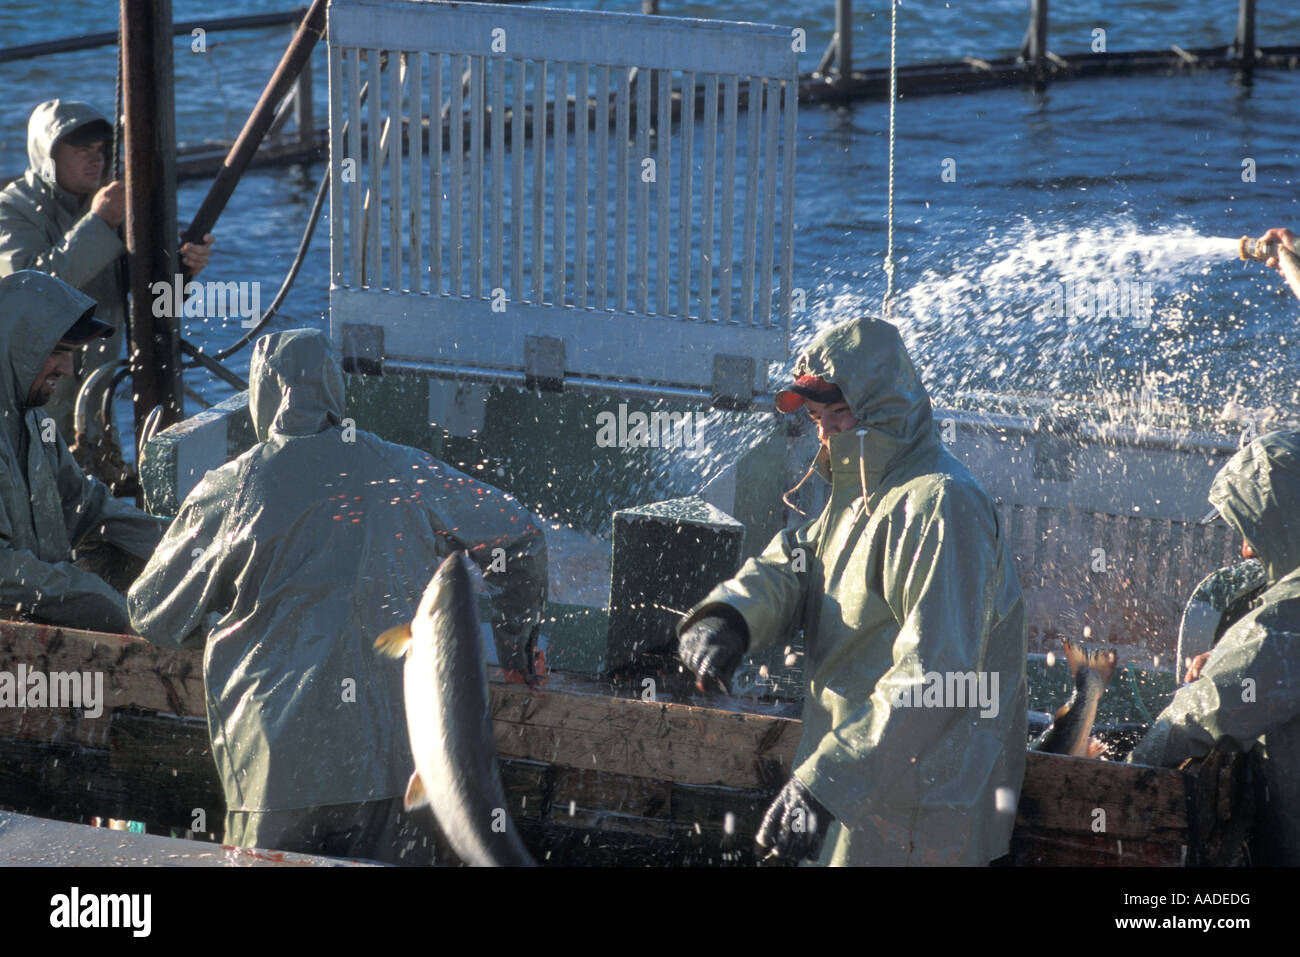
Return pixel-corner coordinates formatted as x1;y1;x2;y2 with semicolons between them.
0;1;1296;421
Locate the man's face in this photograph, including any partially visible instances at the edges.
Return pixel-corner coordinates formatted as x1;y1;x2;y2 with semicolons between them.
51;140;106;196
26;344;77;407
805;397;858;448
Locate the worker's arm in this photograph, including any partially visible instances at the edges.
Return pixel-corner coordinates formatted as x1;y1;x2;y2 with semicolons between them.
795;479;1015;828
0;200;125;288
54;436;168;559
1129;601;1300;767
677;519;819;655
127;470;234;649
413;457;548;663
0;516;131;633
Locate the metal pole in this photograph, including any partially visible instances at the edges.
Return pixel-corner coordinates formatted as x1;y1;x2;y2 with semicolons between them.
1234;0;1257;75
1028;0;1048;83
641;0;659;13
294;43;314;149
121;0;183;432
180;0;327;247
835;0;853;79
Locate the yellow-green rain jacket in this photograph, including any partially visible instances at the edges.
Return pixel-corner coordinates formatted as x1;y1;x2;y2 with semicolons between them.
128;329;547;813
681;318;1027;865
0;270;166;632
0;101;127;440
1130;431;1300;864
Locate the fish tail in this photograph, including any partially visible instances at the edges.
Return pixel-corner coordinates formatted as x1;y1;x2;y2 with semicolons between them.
1087;647;1118;685
1061;637;1087;679
374;623;413;658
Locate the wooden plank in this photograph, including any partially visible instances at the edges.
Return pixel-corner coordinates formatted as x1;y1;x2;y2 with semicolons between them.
1010;830;1185;866
490;676;800;789
498;758;551;825
2;621;1247;866
0;623;204;718
551;766;671;837
0;706;109;749
1016;749;1188;842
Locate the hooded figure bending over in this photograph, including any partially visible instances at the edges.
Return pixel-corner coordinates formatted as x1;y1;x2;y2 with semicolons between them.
128;329;547;863
0;270;167;632
677;318;1027;866
1129;431;1300;865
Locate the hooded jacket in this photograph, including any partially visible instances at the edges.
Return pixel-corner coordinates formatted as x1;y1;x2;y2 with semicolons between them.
0;100;126;435
1129;431;1300;864
127;329;548;813
680;318;1027;865
0;271;166;631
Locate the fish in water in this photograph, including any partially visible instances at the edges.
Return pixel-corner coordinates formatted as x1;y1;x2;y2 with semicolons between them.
375;551;535;866
1034;638;1118;758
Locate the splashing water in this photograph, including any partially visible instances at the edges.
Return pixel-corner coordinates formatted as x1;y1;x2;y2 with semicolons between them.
795;219;1299;433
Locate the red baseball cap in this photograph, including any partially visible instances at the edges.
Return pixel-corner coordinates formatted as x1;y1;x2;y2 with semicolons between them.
775;374;843;414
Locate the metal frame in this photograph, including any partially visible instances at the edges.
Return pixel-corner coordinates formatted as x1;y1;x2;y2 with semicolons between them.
327;0;798;405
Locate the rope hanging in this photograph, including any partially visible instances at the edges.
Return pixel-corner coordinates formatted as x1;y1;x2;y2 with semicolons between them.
883;0;899;319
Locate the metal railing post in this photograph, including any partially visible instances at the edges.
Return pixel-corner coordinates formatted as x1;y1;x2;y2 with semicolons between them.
835;0;852;80
1234;0;1257;76
295;44;314;148
1027;0;1048;84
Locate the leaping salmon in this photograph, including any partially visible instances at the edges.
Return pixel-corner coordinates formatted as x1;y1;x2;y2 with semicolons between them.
1034;637;1117;758
376;551;535;866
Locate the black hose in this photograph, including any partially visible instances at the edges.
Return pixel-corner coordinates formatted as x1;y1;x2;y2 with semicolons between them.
102;365;133;432
184;157;329;366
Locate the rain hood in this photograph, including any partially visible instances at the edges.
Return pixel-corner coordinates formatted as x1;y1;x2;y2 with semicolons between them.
1209;431;1300;586
26;100;113;192
248;328;346;440
0;270;166;631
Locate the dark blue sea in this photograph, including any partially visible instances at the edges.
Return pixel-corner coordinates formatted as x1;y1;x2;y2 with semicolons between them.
1;1;1297;424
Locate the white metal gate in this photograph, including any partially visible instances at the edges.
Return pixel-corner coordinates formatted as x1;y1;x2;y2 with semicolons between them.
327;0;798;406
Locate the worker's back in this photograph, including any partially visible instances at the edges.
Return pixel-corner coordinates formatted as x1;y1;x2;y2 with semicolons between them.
128;329;545;813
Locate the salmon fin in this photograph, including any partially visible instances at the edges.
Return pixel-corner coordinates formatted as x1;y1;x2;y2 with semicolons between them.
374;623;413;658
1061;637;1087;678
1088;648;1118;685
403;771;430;811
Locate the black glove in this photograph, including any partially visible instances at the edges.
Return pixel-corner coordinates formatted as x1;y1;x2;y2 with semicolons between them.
756;776;830;863
677;612;748;694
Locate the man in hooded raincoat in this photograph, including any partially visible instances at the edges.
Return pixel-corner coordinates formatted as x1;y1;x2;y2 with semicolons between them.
0;99;213;445
0;270;168;631
678;318;1027;866
127;329;548;863
1129;431;1300;865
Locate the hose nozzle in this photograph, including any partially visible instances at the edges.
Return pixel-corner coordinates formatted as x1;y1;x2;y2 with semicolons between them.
1240;235;1278;263
1240;234;1300;305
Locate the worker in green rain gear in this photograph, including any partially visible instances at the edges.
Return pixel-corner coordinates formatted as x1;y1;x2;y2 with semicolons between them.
1130;431;1300;865
0;270;167;632
678;317;1027;866
128;329;547;863
0;99;213;474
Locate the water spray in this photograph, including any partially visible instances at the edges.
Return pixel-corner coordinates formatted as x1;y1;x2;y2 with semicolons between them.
1239;235;1300;304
